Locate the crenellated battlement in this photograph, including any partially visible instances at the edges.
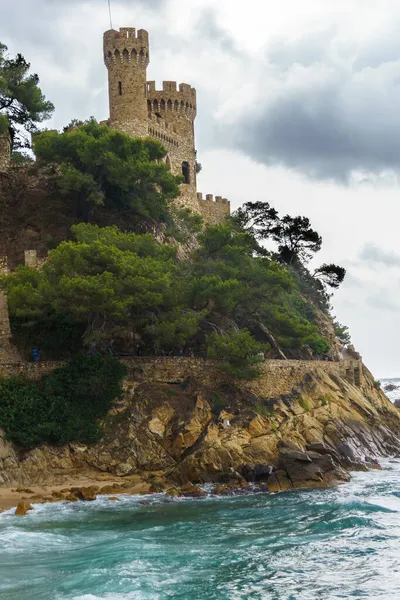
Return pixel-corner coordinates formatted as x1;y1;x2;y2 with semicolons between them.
104;28;149;69
197;193;230;206
195;193;231;225
146;81;197;120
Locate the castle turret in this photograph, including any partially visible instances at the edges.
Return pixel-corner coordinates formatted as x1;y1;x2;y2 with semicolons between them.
103;27;150;137
103;25;229;221
146;80;197;207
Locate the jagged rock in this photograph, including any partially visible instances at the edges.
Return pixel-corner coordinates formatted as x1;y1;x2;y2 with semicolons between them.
177;483;206;497
1;359;400;493
66;493;78;502
267;470;292;493
240;463;273;482
15;501;33;515
99;484;124;495
70;486;97;501
394;400;400;409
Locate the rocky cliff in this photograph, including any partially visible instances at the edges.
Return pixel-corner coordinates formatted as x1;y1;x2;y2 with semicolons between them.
1;358;399;493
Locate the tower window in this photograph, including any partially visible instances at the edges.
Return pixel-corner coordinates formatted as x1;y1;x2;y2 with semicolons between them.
118;81;122;95
182;161;190;184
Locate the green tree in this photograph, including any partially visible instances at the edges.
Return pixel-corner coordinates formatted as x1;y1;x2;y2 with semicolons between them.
33;119;181;223
0;43;54;149
333;319;351;346
206;329;268;380
314;263;346;289
1;224;201;355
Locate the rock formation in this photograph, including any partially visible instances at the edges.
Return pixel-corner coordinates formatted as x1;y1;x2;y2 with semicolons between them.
1;358;399;493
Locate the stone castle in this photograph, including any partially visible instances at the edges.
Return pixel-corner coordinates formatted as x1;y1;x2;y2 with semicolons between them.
102;26;230;224
0;25;230;224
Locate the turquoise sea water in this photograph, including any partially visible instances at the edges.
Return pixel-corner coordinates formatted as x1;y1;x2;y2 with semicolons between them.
1;461;400;600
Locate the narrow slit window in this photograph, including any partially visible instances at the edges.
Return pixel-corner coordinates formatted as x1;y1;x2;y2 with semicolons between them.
118;81;122;95
182;161;190;184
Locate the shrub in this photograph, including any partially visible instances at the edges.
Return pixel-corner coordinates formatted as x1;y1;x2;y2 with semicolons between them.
0;354;126;449
206;329;269;380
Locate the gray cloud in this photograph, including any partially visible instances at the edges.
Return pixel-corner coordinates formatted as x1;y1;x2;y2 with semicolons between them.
222;21;400;182
366;292;400;312
359;244;400;267
194;9;239;56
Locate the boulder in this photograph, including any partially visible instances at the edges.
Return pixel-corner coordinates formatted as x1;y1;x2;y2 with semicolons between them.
240;463;273;482
66;493;78;502
267;470;292;493
108;497;120;501
15;501;33;516
70;486;97;501
278;447;350;488
178;483;206;498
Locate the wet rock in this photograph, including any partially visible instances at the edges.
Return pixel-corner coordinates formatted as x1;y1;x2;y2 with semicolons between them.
108;497;120;501
178;483;206;498
267;470;292;493
51;491;64;499
240;463;273;482
70;486;97;501
99;484;124;495
66;493;78;502
16;487;34;494
15;501;33;516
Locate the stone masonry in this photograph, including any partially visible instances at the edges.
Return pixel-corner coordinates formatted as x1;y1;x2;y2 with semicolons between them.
103;26;230;224
0;134;10;173
0;357;364;396
0;256;20;363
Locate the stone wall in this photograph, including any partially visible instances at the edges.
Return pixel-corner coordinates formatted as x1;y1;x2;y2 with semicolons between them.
196;194;230;225
0;134;10;173
0;357;364;396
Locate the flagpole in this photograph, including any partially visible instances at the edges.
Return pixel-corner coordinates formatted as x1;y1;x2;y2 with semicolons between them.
108;0;113;29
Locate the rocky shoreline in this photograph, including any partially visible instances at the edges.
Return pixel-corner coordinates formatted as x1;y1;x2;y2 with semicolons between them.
1;359;400;514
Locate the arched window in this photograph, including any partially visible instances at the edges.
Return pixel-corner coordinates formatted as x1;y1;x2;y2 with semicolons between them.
182;161;190;184
131;48;137;62
160;99;166;111
122;48;129;62
147;99;152;115
166;156;171;171
118;81;122;95
167;99;173;111
114;49;120;63
153;99;159;113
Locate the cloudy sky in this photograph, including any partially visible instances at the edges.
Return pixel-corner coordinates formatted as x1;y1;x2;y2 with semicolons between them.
2;0;400;376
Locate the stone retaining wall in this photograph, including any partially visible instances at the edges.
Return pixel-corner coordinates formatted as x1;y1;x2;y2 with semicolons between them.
0;357;363;396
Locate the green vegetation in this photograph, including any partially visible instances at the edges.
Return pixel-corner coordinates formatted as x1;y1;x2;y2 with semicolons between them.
0;115;347;381
2;220;331;365
0;354;126;449
254;402;277;418
33;119;181;223
231;201;346;310
333;319;351;346
0;43;54;149
207;329;267;380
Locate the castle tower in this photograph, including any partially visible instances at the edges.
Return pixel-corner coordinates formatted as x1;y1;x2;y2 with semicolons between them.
103;27;150;138
104;26;198;210
103;25;230;219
